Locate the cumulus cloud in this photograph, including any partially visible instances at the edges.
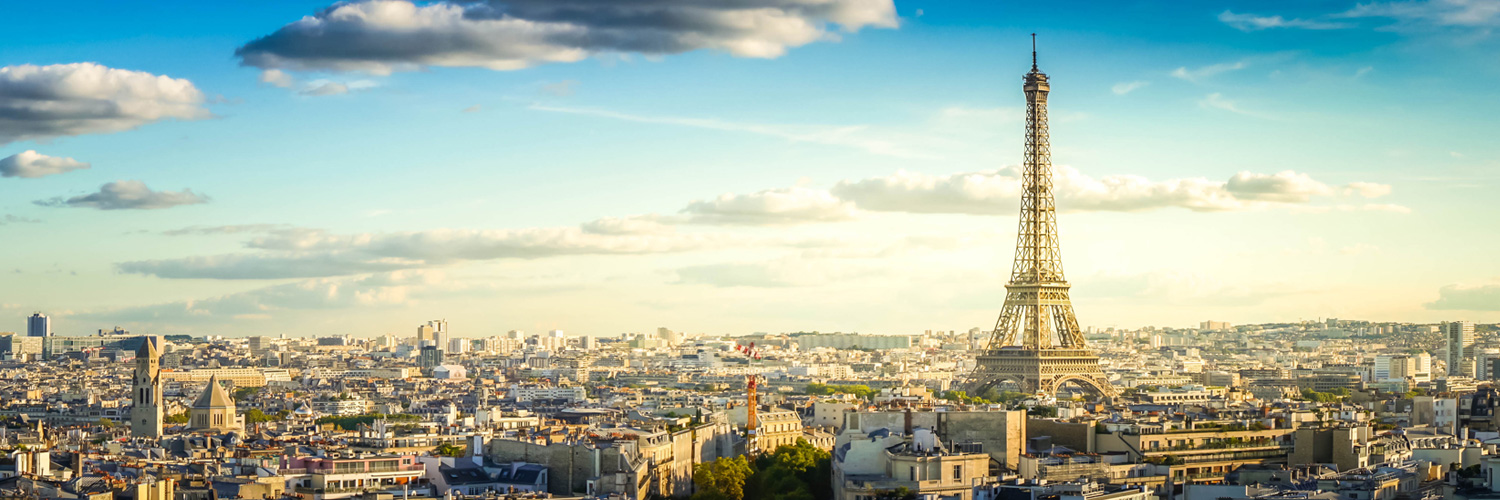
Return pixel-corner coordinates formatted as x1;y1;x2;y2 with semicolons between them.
235;0;898;74
1342;181;1394;198
1219;10;1350;31
0;63;209;145
1224;171;1332;202
681;186;857;225
0;150;90;178
1426;283;1500;311
35;180;209;210
830;167;1402;214
581;215;672;235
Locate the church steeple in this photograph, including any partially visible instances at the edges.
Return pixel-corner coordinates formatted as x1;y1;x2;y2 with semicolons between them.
130;336;163;438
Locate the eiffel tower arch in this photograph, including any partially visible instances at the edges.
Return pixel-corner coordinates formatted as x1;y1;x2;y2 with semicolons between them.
963;37;1117;399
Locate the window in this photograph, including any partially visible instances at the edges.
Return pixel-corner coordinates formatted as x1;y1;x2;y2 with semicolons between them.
910;466;916;481
953;465;962;481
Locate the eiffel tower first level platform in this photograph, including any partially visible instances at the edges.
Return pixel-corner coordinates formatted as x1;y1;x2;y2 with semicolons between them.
961;36;1117;399
969;348;1115;397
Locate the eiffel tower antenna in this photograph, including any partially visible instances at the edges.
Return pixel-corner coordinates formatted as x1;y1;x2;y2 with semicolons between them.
964;37;1116;399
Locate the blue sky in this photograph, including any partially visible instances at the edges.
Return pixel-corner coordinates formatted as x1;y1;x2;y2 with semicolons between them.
2;0;1498;337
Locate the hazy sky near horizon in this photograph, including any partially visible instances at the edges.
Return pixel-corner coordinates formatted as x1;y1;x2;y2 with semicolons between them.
2;0;1499;338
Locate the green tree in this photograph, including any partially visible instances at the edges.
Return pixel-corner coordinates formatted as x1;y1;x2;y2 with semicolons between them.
245;409;277;424
165;413;189;424
97;418;115;428
691;456;753;500
433;442;466;457
748;439;832;500
232;386;259;401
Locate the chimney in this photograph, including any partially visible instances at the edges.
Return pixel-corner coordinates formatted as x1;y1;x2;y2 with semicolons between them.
904;408;913;436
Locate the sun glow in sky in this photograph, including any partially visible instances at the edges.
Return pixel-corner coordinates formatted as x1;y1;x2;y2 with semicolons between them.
2;0;1499;337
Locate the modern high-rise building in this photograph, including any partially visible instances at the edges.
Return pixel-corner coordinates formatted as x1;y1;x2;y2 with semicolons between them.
418;346;444;368
248;336;269;355
26;313;50;337
1444;321;1475;376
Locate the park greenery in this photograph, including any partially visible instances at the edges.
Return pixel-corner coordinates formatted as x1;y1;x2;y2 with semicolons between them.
691;439;831;500
1300;388;1349;403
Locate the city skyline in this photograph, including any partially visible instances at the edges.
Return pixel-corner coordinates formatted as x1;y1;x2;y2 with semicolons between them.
4;0;1500;337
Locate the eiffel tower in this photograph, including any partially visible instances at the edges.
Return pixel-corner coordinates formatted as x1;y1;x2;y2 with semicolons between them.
964;36;1116;399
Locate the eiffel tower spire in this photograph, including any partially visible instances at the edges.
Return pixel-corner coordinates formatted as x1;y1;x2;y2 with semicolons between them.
965;37;1115;398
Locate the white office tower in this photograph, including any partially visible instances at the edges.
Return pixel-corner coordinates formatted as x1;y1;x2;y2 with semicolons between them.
579;335;595;350
507;329;524;340
1413;353;1433;382
26;313;50;337
448;337;468;354
1444;321;1476;377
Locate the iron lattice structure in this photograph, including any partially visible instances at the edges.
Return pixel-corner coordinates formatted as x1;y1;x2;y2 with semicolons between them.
965;40;1116;398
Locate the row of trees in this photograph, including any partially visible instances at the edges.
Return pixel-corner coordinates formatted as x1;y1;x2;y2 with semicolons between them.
804;383;876;400
939;389;1029;405
691;439;831;500
316;413;421;430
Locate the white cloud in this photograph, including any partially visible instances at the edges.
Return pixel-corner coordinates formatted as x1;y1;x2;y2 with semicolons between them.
300;81;349;96
1218;10;1351;31
34;180;209;210
235;0;898;74
1172;61;1248;82
1342;181;1394;198
1225;171;1332;202
0;63;208;145
117;253;419;280
0;150;90;178
681;186;857;225
258;69;295;88
830;167;1404;214
581;215;673;235
1111;81;1149;95
1341;0;1500;28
